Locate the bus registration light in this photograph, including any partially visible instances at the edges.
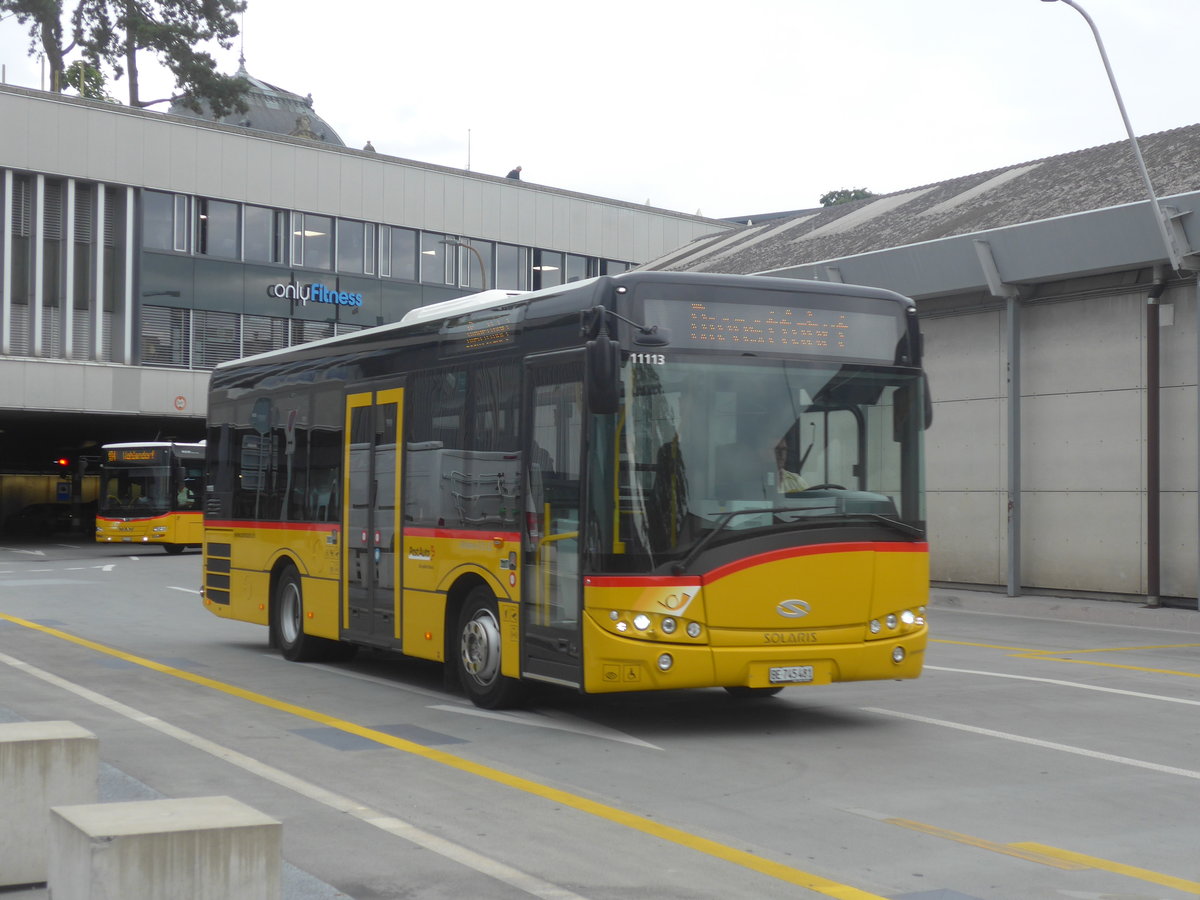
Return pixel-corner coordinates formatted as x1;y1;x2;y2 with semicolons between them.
657;653;673;672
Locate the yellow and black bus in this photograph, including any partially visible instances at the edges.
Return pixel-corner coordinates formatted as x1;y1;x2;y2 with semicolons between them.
202;271;931;707
96;442;205;553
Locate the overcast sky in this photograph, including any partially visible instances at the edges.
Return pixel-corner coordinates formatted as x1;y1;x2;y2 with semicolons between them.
1;0;1196;219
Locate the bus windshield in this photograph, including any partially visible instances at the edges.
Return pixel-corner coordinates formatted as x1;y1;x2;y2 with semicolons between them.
99;466;172;517
609;357;925;568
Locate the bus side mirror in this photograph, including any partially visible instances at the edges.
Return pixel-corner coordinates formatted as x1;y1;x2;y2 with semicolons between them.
893;375;933;441
586;332;620;415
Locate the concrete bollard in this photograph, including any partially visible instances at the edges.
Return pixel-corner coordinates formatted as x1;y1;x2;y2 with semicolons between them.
48;795;282;900
0;720;99;887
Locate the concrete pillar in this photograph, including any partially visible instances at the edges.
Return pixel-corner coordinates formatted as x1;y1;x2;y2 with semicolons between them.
48;795;281;900
0;720;99;887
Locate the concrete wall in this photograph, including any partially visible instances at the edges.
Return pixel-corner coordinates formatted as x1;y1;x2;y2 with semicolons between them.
923;281;1198;597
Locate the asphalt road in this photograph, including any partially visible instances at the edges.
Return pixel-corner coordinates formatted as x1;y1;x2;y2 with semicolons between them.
1;536;1198;899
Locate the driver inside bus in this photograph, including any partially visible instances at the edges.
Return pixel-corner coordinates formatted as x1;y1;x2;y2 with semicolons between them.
774;439;810;493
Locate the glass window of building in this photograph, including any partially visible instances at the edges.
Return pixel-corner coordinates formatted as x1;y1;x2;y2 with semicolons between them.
292;213;332;270
244;205;287;264
495;243;529;290
380;226;417;280
420;232;453;285
564;253;587;284
533;249;564;290
600;259;631;275
195;198;239;259
337;219;366;274
458;238;494;289
143;190;175;251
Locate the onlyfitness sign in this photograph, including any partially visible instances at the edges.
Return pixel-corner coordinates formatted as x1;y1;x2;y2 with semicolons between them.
268;281;363;307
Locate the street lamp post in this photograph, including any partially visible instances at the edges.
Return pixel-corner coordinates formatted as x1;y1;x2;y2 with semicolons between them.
440;239;488;291
1041;0;1184;272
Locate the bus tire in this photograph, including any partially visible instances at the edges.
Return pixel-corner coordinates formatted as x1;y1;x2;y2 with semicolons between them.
273;564;335;662
162;543;185;555
456;586;525;709
724;686;784;698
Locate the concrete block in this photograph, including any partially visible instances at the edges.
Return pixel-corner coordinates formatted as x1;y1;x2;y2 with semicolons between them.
48;796;281;900
0;721;98;887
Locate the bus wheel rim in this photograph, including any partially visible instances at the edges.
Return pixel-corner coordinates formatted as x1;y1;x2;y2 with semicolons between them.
280;582;301;644
461;610;500;685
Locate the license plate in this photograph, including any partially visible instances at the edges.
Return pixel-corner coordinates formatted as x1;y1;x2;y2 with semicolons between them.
769;665;814;684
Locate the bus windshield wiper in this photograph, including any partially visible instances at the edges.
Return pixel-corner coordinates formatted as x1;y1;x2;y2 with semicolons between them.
828;513;925;539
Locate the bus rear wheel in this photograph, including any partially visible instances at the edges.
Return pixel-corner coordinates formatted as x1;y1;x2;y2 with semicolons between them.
456;587;524;709
273;564;345;662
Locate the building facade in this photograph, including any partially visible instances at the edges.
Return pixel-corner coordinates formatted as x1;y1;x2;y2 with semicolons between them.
0;83;728;497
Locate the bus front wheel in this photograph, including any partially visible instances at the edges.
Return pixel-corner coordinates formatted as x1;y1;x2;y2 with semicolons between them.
162;543;185;555
456;587;525;709
273;565;335;662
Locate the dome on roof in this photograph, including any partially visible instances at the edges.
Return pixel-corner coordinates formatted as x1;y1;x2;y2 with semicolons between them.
168;60;345;147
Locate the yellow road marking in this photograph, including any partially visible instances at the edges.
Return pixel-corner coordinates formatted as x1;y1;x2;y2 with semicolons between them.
1011;842;1200;894
933;638;1200;678
887;819;1200;893
882;819;1086;870
1008;656;1200;678
0;613;885;899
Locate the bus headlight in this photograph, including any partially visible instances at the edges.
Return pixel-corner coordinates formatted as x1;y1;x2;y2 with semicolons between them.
633;614;651;631
886;613;898;629
869;619;881;634
660;617;677;634
900;610;916;625
686;622;702;638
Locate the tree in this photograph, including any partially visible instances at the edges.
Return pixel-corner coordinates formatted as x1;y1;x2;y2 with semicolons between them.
72;0;250;115
1;0;71;92
819;188;876;207
63;58;113;100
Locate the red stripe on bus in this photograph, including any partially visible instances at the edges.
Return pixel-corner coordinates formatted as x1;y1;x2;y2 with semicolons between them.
585;542;928;588
203;520;337;532
405;527;522;542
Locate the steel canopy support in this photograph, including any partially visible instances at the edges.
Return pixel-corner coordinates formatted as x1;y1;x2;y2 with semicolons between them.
975;240;1023;597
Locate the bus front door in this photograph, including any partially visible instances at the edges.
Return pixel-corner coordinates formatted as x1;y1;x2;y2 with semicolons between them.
342;386;404;647
521;359;584;688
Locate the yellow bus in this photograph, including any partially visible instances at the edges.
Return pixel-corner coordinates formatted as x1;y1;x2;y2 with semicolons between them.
95;442;205;554
202;272;931;707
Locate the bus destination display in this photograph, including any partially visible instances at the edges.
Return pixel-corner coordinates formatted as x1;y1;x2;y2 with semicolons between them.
649;298;902;362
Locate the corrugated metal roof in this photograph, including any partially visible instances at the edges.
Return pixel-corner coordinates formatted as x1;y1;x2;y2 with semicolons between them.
642;125;1200;275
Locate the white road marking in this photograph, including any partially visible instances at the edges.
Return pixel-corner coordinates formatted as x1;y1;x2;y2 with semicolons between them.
428;704;663;751
0;650;590;900
863;707;1200;781
925;665;1200;706
272;657;661;750
168;586;200;594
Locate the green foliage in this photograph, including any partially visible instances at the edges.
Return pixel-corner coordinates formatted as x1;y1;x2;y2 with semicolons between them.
2;0;250;114
72;0;250;115
819;188;876;207
1;0;70;90
62;58;113;99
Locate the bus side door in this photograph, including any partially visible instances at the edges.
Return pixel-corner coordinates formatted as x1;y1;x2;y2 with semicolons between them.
342;385;404;647
521;357;584;688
